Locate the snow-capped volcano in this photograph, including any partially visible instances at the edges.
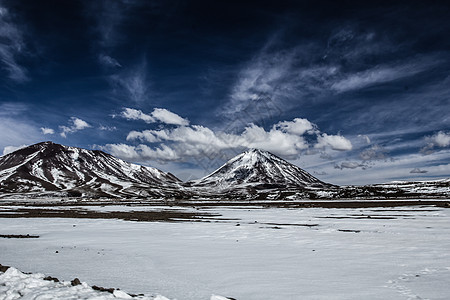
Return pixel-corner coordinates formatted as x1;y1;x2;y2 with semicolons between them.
0;141;181;197
190;148;332;190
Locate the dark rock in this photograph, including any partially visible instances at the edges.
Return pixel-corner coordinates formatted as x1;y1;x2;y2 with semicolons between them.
92;285;115;293
71;278;81;286
0;264;10;272
43;276;60;282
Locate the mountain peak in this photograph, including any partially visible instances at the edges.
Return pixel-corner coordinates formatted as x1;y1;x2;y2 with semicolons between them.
192;149;331;189
0;141;181;197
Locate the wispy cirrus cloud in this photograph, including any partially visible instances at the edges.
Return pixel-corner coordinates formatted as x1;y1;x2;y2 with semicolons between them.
88;0;134;49
86;0;151;104
0;103;42;153
0;2;28;82
220;26;444;125
330;57;440;93
110;60;150;103
98;54;121;68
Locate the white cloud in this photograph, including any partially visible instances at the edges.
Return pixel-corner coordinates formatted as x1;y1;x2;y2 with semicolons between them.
72;118;90;130
431;131;450;147
0;3;28;82
331;67;401;92
60;117;91;138
124;122;309;159
102;143;180;162
274;118;316;135
100;143;139;161
2;144;27;156
40;127;55;135
220;27;442;128
118;116;351;162
315;133;353;151
240;123;309;156
331;57;440;93
119;107;189;126
421;131;450;154
151;108;189;126
120;108;155;123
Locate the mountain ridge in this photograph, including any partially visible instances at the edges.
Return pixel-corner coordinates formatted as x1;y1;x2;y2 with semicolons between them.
0;141;181;197
0;142;449;200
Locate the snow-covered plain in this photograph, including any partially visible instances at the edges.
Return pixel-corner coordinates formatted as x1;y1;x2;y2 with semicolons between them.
1;204;450;299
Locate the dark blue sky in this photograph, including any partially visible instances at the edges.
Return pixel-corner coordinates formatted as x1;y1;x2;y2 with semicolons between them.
1;0;449;184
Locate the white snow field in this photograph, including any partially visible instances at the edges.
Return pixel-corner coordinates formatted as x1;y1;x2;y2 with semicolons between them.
0;267;172;300
1;204;450;300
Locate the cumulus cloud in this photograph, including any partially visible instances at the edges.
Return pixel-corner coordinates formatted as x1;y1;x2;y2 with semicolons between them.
2;144;27;156
0;3;29;82
102;143;180;162
40;127;55;135
430;131;450;147
120;108;155;123
315;133;353;151
274;118;317;135
151;108;190;126
109;115;352;163
124;121;311;159
410;168;428;174
119;107;189;126
60;117;91;138
421;131;450;154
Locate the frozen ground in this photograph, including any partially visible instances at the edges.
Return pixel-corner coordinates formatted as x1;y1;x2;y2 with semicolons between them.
1;203;450;299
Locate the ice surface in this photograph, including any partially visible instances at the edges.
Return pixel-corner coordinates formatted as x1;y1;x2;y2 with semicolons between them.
1;205;449;299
